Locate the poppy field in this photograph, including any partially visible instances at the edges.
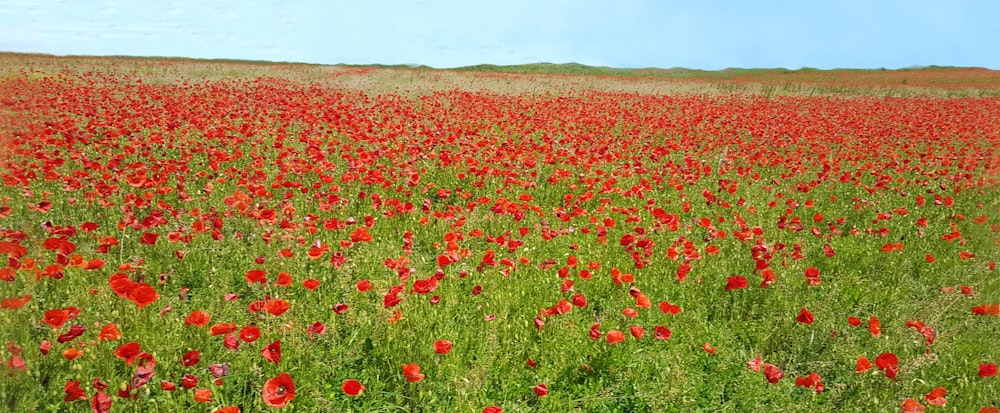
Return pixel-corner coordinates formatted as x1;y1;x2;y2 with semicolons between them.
1;54;999;412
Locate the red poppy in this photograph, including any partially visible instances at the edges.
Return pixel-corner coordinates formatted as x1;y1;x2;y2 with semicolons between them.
185;310;211;327
703;342;716;354
262;372;296;408
139;232;158;245
160;380;177;392
62;347;83;360
91;391;111;413
533;384;548;397
193;388;213;403
868;317;881;337
902;398;926;413
210;322;237;336
606;330;625;345
181;374;199;389
794;372;823;393
874;352;899;370
856;356;873;372
263;299;290;316
724;276;748;290
302;279;320;290
482;407;502;413
275;272;292;287
181;350;200;367
43;308;70;329
588;323;602;340
245;269;268;285
804;267;821;285
333;303;349;314
973;304;1000;315
356;279;373;292
847;316;861;327
980;363;998;377
126;283;159;308
796;308;814;324
763;363;784;384
261;340;281;365
434;339;452;354
342;379;365;396
402;363;424;382
64;380;87;401
654;326;672;340
114;342;142;361
239;325;261;343
659;301;682;315
629;325;645;339
98;323;121;341
924;386;946;406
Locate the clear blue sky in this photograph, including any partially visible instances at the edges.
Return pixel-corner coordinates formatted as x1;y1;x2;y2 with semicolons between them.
2;0;998;70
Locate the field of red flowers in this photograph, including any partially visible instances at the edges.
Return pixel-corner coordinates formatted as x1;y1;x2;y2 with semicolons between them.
1;54;998;412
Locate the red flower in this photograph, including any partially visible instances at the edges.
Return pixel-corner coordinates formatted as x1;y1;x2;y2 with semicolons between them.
973;304;1000;315
342;379;365;396
139;232;158;245
724;276;748;290
875;352;899;379
979;362;998;377
804;267;821;285
856;356;873;372
261;340;281;365
181;374;199;389
185;310;211;327
302;279;320;290
434;339;452;354
402;363;424;382
763;363;784;384
606;330;625;345
533;383;548;397
210;322;237;336
356;280;373;292
264;299;290;316
794;372;824;393
160;380;177;391
874;352;899;370
64;380;87;401
924;386;947;406
796;308;814;324
629;325;645;339
90;391;112;413
245;269;267;285
483;407;503;413
239;325;261;343
114;342;141;361
193;388;213;403
902;398;926;413
868;316;881;337
654;325;671;340
262;372;296;408
659;301;682;315
98;323;121;341
847;316;862;327
181;350;200;367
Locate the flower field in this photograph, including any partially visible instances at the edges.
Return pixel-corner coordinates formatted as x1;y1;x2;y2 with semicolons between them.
1;54;998;412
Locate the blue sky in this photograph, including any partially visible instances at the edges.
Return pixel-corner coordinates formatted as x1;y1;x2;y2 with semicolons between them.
2;0;998;70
